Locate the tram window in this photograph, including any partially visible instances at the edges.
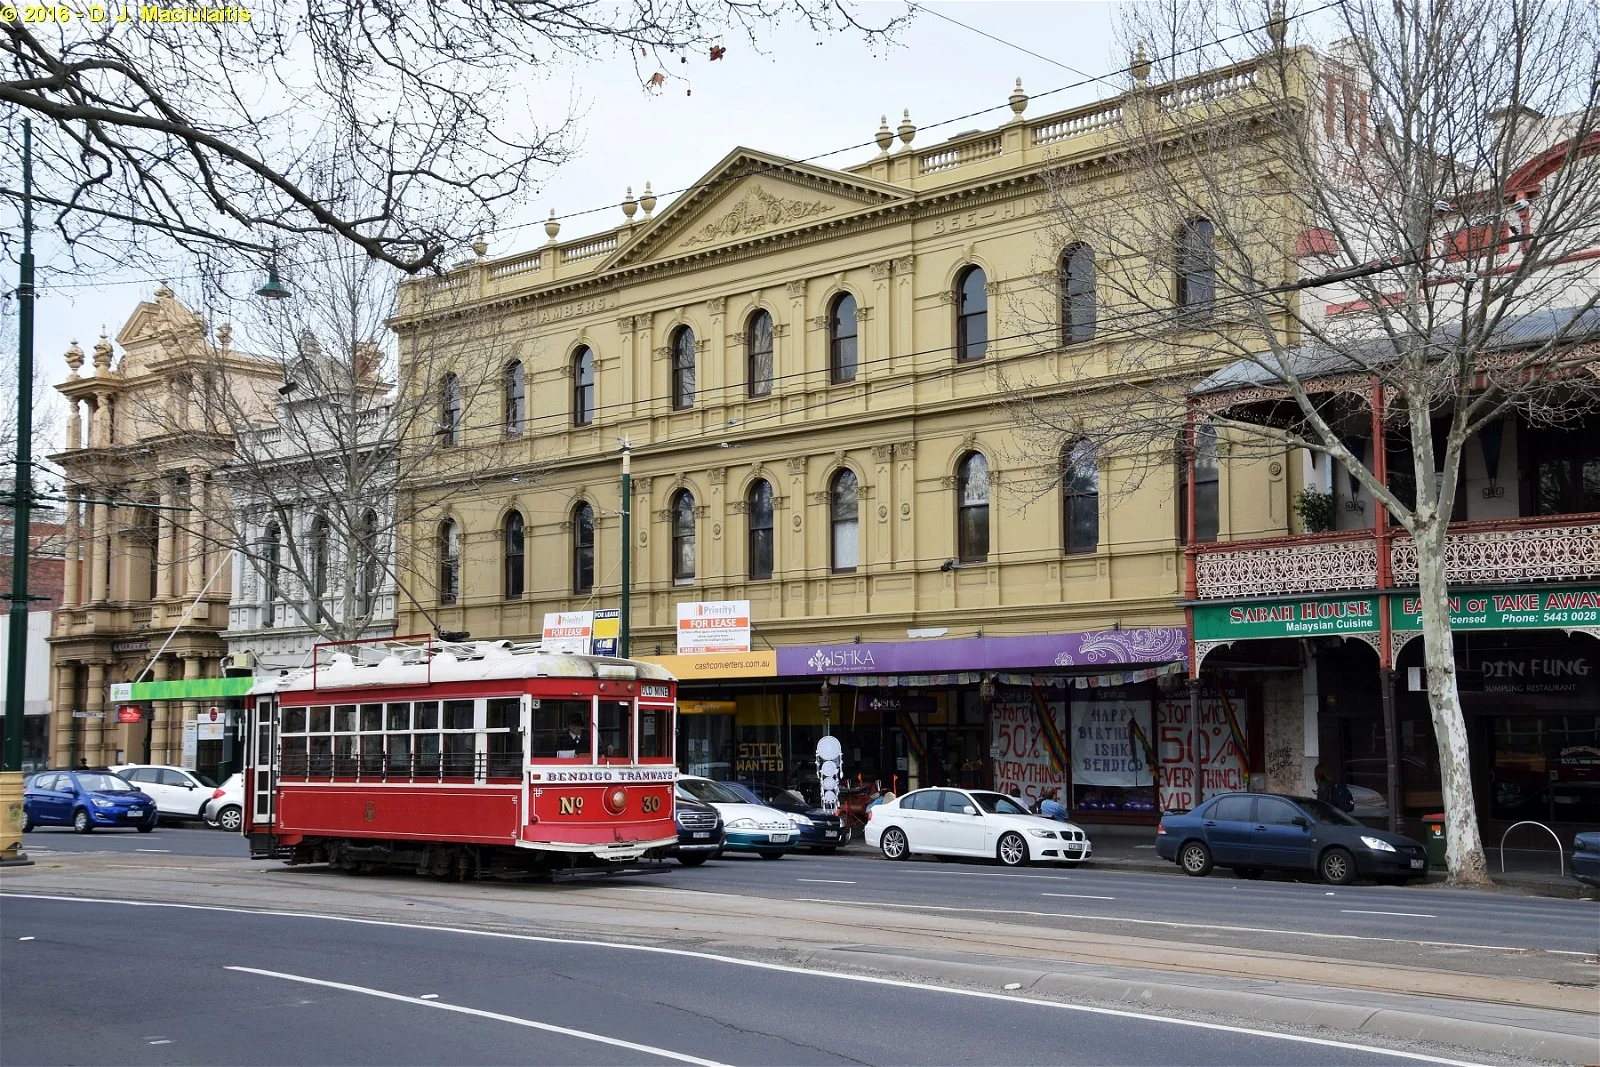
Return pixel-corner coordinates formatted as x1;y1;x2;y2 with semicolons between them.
639;706;666;759
360;733;384;775
281;736;308;775
387;733;412;774
443;700;474;731
598;701;632;761
334;705;358;733
333;734;358;776
415;702;439;731
386;703;410;731
361;704;383;732
283;707;307;733
309;736;332;776
533;699;591;759
485;698;519;731
442;732;474;777
417;732;441;775
309;706;331;733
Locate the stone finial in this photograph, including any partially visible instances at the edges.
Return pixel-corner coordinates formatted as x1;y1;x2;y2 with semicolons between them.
472;234;488;257
65;339;84;378
1009;78;1028;119
1266;0;1287;48
1131;43;1152;85
154;281;174;299
544;209;561;242
622;186;638;222
875;115;894;153
640;182;657;216
896;108;916;149
92;330;113;375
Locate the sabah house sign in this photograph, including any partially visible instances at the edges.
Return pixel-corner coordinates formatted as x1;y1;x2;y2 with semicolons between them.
1193;585;1600;642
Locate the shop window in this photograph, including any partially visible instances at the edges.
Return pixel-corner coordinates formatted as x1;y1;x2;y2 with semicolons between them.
956;452;989;562
671;490;696;582
829;469;859;573
671;326;696;410
829;293;858;383
955;266;988;362
747;311;774;398
747;479;774;580
503;510;525;600
1060;243;1096;345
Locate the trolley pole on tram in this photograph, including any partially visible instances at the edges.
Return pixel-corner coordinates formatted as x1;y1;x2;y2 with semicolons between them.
618;439;631;658
2;119;37;864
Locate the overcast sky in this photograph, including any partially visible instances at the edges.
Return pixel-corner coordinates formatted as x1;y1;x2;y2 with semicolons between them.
11;1;1123;446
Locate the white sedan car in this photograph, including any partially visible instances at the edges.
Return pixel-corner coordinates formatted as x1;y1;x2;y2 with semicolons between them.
204;773;245;832
110;764;218;822
866;787;1092;867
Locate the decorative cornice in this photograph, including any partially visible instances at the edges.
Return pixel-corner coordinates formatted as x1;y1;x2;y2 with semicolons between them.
682;186;832;249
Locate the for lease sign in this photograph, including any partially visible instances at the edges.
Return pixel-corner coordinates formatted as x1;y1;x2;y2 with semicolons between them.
542;611;595;655
675;600;751;654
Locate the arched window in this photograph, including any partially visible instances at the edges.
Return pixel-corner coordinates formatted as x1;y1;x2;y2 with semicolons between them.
357;509;380;616
671;326;696;410
671;490;696;582
1060;244;1096;345
1178;425;1220;543
1062;439;1099;554
503;510;525;600
956;266;988;362
829;293;858;383
829;469;859;574
310;515;330;601
262;521;280;626
573;347;595;427
747;311;774;398
505;360;526;436
747;479;774;580
440;372;461;445
438;518;461;604
1176;218;1216;316
573;502;595;594
956;452;990;562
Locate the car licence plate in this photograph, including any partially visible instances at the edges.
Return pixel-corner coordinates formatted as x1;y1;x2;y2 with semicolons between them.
692;832;710;839
126;809;145;817
1410;858;1424;869
823;830;838;838
768;832;789;842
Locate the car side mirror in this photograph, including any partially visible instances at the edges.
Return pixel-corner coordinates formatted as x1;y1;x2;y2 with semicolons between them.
962;805;978;816
1291;816;1310;828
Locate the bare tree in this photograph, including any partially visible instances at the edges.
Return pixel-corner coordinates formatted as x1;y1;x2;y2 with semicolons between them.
1001;1;1600;884
1;1;906;275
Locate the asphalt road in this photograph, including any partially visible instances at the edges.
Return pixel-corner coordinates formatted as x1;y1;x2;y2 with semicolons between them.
1;895;1468;1067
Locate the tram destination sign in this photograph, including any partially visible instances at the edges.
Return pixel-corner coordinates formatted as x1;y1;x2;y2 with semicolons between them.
1192;596;1380;641
1391;584;1600;631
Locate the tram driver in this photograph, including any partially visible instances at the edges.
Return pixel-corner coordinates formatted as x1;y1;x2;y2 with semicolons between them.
554;712;589;758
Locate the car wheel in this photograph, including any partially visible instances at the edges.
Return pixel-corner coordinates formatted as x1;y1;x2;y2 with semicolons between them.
677;853;709;867
757;850;785;860
1320;846;1356;886
1235;866;1264;880
996;831;1029;868
21;810;33;832
811;846;838;855
216;805;244;833
72;808;94;834
880;826;909;861
1178;840;1212;876
136;822;156;833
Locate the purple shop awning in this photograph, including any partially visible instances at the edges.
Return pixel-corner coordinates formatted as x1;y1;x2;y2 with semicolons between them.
775;627;1188;677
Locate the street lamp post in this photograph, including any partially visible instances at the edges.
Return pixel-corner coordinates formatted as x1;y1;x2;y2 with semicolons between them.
618;439;631;659
2;119;37;864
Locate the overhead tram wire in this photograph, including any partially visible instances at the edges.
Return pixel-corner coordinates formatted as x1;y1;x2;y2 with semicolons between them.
9;0;1347;294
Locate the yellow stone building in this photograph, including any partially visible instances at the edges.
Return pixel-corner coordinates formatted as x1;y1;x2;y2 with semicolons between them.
393;60;1299;817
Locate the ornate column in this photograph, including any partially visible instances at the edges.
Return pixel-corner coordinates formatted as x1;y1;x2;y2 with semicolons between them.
65;396;82;452
156;479;175;600
51;662;77;767
61;494;81;607
784;280;807;388
149;658;172;764
88;501;109;603
185;471;207;598
179;653;204;769
85;661;107;765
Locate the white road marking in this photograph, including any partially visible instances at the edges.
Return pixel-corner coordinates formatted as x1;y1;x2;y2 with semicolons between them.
227;966;729;1066
1040;893;1115;900
797;879;857;884
1341;910;1436;918
0;894;1498;1065
148;1040;172;1046
419;993;440;1000
790;898;1556;954
17;936;33;941
136;849;171;853
1546;950;1595;957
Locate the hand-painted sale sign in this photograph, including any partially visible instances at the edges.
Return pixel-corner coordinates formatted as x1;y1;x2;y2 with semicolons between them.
989;687;1066;808
1155;687;1247;812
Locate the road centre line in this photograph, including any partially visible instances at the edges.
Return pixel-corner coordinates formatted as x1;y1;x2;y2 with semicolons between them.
797;879;857;884
5;894;1485;1067
1341;910;1437;918
1041;893;1115;900
790;898;1562;954
226;966;728;1066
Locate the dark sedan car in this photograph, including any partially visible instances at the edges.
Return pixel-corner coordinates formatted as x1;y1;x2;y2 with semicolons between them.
1572;831;1600;888
727;781;844;852
660;790;725;867
1155;792;1428;885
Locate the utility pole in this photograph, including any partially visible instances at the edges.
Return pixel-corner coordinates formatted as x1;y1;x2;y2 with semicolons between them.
618;439;631;659
2;119;37;864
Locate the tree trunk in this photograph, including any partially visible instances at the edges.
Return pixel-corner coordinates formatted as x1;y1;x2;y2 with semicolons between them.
1414;526;1491;885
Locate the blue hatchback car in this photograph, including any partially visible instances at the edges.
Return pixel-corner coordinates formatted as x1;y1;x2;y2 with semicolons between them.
23;769;159;834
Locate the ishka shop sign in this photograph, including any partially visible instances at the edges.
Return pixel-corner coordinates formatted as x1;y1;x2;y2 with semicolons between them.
1391;585;1600;631
1191;596;1379;641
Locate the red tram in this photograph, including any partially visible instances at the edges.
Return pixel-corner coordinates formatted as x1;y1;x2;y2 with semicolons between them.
242;638;678;877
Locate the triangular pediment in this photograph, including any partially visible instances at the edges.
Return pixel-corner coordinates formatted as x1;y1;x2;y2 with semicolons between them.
113;289;208;376
603;148;908;269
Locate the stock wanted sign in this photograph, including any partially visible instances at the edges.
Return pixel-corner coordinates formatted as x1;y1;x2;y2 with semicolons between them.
542;611;595;655
676;600;751;654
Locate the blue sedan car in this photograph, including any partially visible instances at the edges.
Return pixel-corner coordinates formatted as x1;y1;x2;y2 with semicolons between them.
1155;792;1428;885
23;769;159;833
